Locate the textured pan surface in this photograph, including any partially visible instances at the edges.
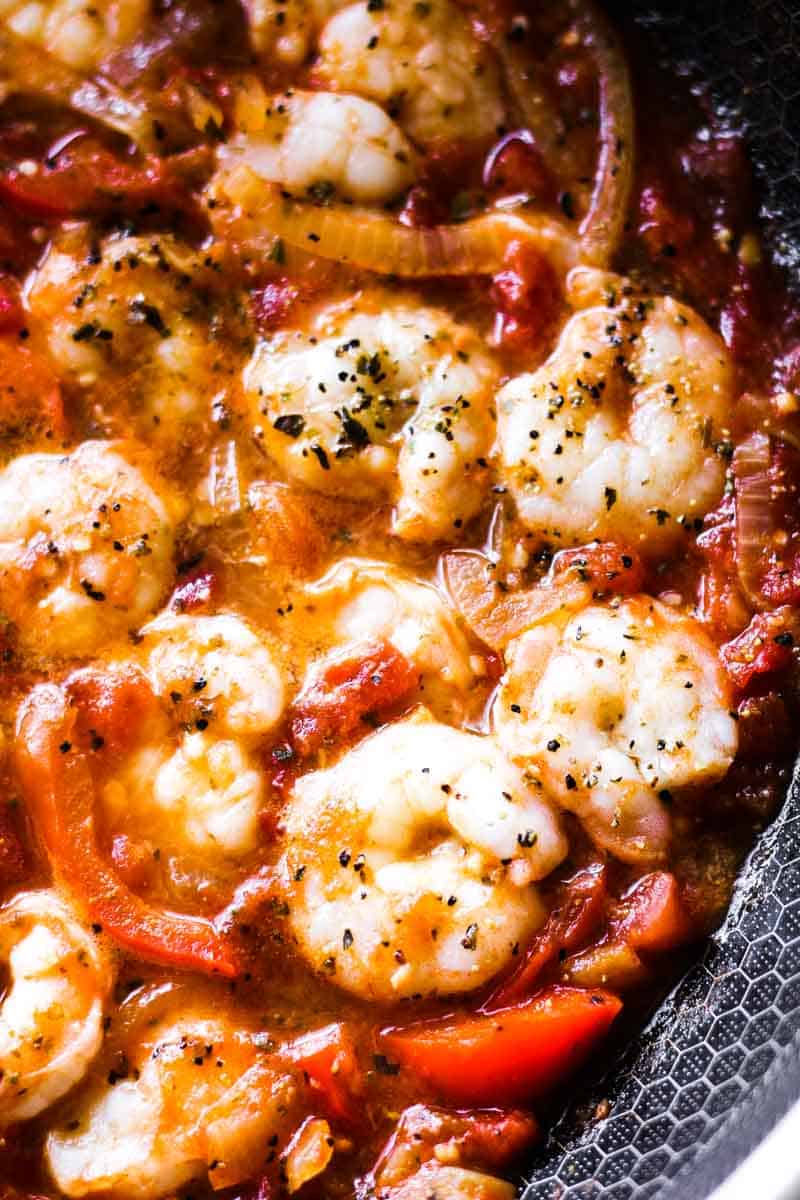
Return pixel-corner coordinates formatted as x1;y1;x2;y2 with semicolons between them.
521;3;800;1196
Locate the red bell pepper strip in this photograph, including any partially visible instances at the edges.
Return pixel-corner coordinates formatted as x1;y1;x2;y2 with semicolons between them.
613;871;692;954
15;681;239;978
485;862;608;1009
382;986;622;1107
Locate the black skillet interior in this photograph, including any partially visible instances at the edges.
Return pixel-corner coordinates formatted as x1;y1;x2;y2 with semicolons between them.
521;3;800;1197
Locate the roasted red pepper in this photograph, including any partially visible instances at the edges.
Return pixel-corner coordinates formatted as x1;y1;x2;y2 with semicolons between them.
382;986;622;1106
15;677;239;978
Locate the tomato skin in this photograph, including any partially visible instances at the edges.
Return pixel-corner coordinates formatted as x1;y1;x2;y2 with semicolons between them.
66;666;161;757
0;339;66;438
290;640;419;756
720;607;799;692
382;986;622;1106
0;802;26;884
486;863;608;1008
490;239;560;353
0;138;208;222
15;680;240;978
612;871;692;954
285;1023;362;1126
552;542;646;595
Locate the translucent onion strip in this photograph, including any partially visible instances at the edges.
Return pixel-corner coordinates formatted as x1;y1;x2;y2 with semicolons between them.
573;0;635;267
215;166;581;278
733;431;773;610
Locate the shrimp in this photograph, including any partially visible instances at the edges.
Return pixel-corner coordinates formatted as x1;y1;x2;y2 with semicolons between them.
379;1163;515;1199
47;1009;302;1198
0;889;111;1124
218;87;417;205
0;0;147;70
142;612;285;738
244;295;498;541
243;0;344;66
495;268;735;552
27;233;244;446
305;558;482;723
316;0;506;145
102;613;285;863
493;596;738;863
0;440;178;657
283;708;567;1001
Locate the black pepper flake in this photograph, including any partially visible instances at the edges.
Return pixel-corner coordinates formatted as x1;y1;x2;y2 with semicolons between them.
461;922;479;950
560;191;576;220
59;740;72;754
546;739;560;751
310;444;330;470
565;773;577;790
273;413;305;438
510;703;521;713
80;579;106;602
342;928;354;949
373;1053;400;1075
604;486;617;510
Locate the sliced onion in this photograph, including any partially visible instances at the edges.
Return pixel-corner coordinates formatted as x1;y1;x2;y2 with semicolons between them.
733;431;772;610
562;940;647;990
0;29;166;152
573;0;635;267
441;550;590;650
283;1117;335;1194
215;166;579;278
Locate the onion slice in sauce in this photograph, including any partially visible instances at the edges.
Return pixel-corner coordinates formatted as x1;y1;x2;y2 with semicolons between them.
733;431;772;609
440;550;590;650
214;166;580;277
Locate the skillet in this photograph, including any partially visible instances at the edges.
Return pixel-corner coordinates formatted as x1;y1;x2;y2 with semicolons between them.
522;3;800;1196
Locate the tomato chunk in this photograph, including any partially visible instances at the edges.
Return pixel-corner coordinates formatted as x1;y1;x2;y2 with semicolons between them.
486;863;608;1008
382;987;622;1106
0;339;65;438
613;872;692;954
720;607;799;692
552;542;646;594
490;238;560;353
285;1023;362;1126
290;640;419;756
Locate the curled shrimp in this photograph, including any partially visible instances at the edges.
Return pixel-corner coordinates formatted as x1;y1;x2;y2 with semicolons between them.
47;1006;302;1198
244;294;498;541
218;86;417;205
103;613;285;865
0;889;111;1124
316;0;505;146
0;440;179;657
493;595;738;863
28;233;244;446
495;268;735;552
0;0;147;70
283;708;567;1001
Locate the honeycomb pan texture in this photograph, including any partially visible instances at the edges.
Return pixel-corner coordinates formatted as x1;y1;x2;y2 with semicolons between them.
521;3;800;1196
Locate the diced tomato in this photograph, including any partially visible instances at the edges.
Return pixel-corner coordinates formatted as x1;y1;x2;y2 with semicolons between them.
483;131;553;202
486;863;607;1008
612;872;692;955
286;1023;363;1126
290;640;419;756
637;179;695;261
490;238;560;353
15;681;240;978
169;561;223;614
736;691;792;759
0;279;23;333
66;666;162;757
0;802;26;884
375;1104;539;1188
551;542;646;595
0;339;66;438
383;987;621;1106
251;282;301;333
720;607;799;692
0;137;209;223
